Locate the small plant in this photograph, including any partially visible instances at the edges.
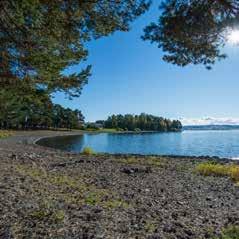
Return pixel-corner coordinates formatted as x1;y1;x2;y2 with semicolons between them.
116;156;162;167
0;130;13;138
85;192;99;205
195;162;239;183
30;209;50;220
230;167;239;182
211;226;239;239
52;210;65;223
82;147;95;155
144;220;157;233
196;162;229;177
116;127;124;131
103;199;129;209
31;208;65;223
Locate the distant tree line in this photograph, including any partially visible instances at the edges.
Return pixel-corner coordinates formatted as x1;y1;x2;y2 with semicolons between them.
0;85;84;130
103;114;182;132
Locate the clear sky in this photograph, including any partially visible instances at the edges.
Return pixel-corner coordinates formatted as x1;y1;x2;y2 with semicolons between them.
53;2;239;124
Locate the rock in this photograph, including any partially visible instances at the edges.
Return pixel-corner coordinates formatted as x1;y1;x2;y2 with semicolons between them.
121;166;152;174
163;224;176;233
10;153;18;160
147;234;162;239
184;228;194;236
171;212;178;220
0;227;12;239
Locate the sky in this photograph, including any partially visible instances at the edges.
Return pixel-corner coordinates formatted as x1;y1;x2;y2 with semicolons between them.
53;2;239;125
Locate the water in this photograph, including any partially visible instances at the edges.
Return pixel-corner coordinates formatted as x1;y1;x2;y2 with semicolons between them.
37;130;239;159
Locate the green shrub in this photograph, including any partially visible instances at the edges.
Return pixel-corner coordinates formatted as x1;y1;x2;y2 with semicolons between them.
82;147;95;155
86;124;100;130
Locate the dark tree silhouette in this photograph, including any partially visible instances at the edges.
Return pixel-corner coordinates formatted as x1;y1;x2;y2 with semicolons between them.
143;0;239;69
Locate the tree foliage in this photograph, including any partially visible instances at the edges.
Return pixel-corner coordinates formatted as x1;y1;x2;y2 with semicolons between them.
2;0;235;131
143;0;239;68
0;1;151;130
0;84;84;129
1;0;237;94
0;0;150;96
104;113;182;132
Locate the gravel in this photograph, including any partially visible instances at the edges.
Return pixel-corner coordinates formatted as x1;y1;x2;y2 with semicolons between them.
0;131;238;239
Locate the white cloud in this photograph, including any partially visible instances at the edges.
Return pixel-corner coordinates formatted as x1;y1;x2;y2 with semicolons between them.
180;117;239;126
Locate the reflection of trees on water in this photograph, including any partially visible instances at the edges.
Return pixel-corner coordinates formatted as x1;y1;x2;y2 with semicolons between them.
38;135;85;152
38;131;239;158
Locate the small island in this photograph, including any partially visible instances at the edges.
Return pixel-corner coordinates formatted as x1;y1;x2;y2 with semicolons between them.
102;113;182;132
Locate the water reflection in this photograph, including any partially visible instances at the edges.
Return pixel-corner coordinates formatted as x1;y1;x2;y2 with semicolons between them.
38;135;85;152
37;130;239;158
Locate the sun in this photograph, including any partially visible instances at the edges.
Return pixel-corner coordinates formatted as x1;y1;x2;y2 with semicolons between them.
227;29;239;45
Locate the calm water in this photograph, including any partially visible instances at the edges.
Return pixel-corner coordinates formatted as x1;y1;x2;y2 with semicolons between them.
37;130;239;159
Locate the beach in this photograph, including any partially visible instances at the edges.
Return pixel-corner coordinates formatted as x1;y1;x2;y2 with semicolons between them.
0;131;238;239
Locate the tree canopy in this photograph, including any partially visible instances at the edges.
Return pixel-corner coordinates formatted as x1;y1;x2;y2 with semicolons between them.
143;0;239;69
0;84;84;130
104;113;182;132
0;1;151;127
1;1;237;128
1;0;237;95
0;0;150;97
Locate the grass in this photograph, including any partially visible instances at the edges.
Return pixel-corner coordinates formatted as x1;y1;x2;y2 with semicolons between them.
80;128;119;133
116;156;163;168
30;206;65;223
103;199;129;209
195;162;239;183
212;226;239;239
81;147;95;155
94;128;119;133
15;164;129;210
0;130;13;138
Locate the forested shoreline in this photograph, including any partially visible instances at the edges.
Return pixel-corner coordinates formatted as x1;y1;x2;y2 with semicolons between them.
0;86;84;130
103;114;182;132
0;91;182;133
0;84;182;132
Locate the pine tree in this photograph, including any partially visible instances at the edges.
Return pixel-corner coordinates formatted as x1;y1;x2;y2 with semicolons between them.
143;0;238;68
0;0;150;97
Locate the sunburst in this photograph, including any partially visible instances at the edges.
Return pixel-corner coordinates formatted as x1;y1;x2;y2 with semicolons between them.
227;29;239;45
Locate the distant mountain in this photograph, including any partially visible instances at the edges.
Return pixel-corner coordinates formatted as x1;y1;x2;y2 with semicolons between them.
183;125;239;130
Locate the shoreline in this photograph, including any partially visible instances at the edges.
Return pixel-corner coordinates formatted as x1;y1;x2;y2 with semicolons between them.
33;130;238;162
0;131;239;238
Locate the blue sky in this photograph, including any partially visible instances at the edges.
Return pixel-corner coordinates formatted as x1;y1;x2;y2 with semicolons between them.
53;2;239;124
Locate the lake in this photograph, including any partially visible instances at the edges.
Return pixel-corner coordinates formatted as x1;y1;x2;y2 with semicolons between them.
37;130;239;159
